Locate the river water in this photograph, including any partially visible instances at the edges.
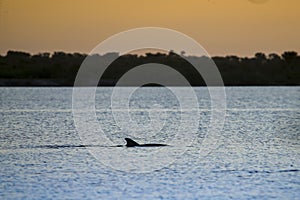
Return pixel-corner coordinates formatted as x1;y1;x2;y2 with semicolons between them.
0;87;299;199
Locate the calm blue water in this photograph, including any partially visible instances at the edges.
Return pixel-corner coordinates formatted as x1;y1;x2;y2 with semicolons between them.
0;87;299;199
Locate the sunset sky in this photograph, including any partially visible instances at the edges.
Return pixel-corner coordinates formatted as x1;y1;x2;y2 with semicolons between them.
0;0;299;56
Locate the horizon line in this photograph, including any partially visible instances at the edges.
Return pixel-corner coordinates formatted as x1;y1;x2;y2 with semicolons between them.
0;49;298;58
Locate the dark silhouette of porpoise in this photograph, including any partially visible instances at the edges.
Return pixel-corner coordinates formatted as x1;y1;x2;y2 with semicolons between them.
125;138;168;147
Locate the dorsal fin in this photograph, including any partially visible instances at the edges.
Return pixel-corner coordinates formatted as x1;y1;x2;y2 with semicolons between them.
125;138;140;147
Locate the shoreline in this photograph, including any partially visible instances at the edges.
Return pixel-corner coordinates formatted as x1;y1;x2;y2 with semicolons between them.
0;79;299;87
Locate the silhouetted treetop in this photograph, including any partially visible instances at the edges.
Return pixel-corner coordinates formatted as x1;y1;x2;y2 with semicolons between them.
0;50;299;86
282;51;298;62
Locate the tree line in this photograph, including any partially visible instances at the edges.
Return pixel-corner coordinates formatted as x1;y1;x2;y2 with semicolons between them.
0;50;299;86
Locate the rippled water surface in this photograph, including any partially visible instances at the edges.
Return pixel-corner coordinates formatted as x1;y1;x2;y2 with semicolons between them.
0;87;299;199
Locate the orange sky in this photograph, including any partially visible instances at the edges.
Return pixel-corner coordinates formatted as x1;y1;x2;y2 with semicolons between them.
0;0;299;56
